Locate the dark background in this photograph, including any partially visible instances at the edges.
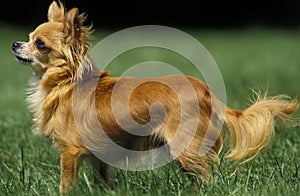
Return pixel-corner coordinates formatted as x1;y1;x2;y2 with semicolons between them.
1;0;300;29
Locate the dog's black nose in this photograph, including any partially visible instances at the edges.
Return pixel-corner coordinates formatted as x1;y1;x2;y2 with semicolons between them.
12;42;22;51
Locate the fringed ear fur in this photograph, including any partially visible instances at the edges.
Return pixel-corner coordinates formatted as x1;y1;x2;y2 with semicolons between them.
63;6;93;51
64;8;81;42
48;1;64;22
47;1;93;66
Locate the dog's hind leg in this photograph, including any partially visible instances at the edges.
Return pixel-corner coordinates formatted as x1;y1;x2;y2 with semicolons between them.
173;126;223;183
176;145;213;182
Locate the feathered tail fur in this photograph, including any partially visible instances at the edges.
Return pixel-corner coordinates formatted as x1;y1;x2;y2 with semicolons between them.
223;92;299;163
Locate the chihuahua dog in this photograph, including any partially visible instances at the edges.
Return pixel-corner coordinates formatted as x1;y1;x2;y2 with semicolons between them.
12;1;299;194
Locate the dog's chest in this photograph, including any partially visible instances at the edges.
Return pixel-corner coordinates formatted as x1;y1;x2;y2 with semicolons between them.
26;74;47;135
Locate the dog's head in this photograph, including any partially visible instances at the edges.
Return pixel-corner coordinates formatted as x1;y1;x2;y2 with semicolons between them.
12;1;93;77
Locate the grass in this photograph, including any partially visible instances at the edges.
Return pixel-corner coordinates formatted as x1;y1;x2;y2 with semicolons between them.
0;22;300;195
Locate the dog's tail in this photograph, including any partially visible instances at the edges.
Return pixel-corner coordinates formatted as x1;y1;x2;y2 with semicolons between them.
223;92;299;163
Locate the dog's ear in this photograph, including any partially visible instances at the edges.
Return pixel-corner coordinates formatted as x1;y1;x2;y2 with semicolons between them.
64;8;81;41
48;1;64;22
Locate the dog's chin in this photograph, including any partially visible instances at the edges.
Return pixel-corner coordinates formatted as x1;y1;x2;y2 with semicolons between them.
15;55;34;65
14;55;46;73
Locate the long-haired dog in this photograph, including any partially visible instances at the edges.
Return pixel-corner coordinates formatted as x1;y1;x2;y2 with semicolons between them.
12;1;299;194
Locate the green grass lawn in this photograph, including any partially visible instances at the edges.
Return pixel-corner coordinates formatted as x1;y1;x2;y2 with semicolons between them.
0;22;300;195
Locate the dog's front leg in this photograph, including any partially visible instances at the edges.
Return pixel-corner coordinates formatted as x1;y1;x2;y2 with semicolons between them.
89;156;111;186
59;150;83;194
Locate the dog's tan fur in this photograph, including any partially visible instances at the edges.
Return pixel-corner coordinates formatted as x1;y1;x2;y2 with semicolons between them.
12;1;299;194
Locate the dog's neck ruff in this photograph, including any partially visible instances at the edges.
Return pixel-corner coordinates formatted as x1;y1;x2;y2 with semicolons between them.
75;55;95;81
26;54;98;135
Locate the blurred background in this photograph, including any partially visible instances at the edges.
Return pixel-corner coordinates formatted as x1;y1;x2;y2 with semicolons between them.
1;0;300;29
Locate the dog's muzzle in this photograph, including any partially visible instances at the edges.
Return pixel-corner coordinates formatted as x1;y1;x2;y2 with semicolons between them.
12;42;34;64
12;42;23;51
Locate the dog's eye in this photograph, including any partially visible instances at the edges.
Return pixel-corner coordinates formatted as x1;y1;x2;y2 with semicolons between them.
35;38;47;51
